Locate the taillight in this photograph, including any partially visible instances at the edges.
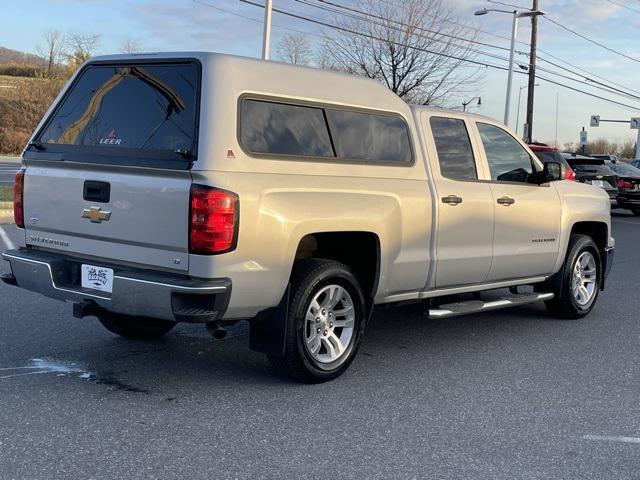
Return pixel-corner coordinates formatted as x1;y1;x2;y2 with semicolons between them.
617;178;633;189
189;185;238;254
13;169;24;228
564;167;576;181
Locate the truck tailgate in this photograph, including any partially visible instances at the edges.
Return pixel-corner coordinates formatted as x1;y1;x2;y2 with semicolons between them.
23;161;191;272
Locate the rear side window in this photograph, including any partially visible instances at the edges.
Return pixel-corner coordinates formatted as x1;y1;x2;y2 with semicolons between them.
325;109;412;164
39;62;199;155
429;117;477;181
239;98;413;164
240;100;334;157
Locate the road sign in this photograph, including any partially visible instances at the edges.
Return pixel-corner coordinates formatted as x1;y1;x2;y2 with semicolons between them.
631;118;640;130
580;129;588;146
590;115;600;127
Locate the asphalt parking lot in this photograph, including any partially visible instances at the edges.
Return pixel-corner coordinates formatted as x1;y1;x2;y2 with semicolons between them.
0;214;639;479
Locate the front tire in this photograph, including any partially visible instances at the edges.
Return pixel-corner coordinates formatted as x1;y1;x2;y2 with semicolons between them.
268;259;367;383
97;312;176;340
544;234;601;319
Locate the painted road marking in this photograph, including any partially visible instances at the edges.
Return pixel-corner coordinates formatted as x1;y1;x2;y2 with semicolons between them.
0;226;15;250
614;219;640;226
0;358;92;381
583;435;640;444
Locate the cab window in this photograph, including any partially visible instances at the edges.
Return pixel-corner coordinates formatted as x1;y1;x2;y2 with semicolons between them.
477;123;535;183
430;117;477;181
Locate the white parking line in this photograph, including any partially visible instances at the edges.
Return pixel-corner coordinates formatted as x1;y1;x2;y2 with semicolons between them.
0;226;15;250
614;219;640;226
583;435;640;444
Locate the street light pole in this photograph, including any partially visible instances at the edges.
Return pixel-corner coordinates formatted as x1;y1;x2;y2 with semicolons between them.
525;0;540;143
504;13;518;126
516;84;538;136
475;7;545;129
262;0;273;60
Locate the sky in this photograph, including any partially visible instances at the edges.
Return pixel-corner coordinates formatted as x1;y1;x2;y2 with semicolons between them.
2;0;640;147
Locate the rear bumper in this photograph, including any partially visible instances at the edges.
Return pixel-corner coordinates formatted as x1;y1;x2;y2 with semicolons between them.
1;248;231;323
616;194;640;207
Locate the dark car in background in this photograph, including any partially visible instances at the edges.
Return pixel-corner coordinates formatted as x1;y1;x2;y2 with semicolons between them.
529;144;576;180
605;160;640;215
591;154;620;163
560;153;618;205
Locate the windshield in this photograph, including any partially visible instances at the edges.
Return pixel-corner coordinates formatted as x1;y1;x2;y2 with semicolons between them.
607;161;640;177
38;62;199;156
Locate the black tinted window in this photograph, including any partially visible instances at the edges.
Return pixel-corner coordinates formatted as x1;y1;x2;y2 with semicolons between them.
240;100;334;157
39;63;198;153
534;151;559;163
326;109;412;163
572;163;616;176
430;117;477;180
606;161;640;177
477;123;534;182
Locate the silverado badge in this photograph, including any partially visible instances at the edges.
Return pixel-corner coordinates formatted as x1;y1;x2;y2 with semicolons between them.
82;206;112;223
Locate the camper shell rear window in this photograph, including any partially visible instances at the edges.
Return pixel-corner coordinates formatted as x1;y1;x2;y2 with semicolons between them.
32;59;200;169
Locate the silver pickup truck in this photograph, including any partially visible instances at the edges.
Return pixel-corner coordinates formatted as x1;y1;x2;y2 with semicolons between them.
2;52;614;383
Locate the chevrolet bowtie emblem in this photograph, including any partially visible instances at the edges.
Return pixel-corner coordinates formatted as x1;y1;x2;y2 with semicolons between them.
82;206;112;223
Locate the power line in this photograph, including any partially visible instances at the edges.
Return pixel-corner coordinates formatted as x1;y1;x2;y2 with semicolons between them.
231;0;640;111
370;0;640;96
303;0;513;53
603;0;640;14
486;0;530;10
543;15;640;64
191;0;323;39
299;0;640;102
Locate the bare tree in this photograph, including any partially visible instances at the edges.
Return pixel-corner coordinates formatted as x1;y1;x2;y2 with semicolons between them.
315;44;336;70
36;30;65;77
276;33;313;65
321;0;483;105
121;38;143;54
565;138;636;159
65;33;101;70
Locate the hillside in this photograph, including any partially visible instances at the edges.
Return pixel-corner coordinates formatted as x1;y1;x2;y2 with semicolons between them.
0;46;44;66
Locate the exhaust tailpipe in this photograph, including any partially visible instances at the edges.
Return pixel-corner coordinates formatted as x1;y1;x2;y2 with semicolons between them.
206;322;227;340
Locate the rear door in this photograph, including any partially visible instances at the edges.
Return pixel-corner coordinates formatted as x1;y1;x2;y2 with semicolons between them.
422;112;494;288
473;122;561;281
22;60;200;271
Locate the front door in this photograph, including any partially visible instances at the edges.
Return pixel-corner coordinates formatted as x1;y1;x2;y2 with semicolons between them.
423;113;494;288
474;122;561;281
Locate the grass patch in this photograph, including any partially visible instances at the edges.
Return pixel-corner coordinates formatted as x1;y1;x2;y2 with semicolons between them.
0;185;13;202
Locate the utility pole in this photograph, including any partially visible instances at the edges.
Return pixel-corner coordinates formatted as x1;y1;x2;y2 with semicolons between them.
525;0;539;143
262;0;273;60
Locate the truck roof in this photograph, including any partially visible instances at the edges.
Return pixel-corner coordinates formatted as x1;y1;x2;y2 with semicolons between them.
88;52;498;123
87;51;410;114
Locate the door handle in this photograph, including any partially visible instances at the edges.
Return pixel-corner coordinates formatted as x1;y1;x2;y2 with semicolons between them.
497;196;516;206
442;195;463;206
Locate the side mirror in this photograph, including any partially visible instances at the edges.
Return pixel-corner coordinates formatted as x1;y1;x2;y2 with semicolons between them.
541;161;564;183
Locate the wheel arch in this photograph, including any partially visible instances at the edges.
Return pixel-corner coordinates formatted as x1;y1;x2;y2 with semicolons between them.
570;221;609;288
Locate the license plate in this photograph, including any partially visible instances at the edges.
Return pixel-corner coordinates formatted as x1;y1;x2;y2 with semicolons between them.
81;264;114;293
590;180;606;187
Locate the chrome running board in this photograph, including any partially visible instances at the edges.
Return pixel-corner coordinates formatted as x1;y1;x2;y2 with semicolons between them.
428;292;554;318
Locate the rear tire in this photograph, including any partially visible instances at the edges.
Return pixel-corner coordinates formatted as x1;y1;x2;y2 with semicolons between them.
268;259;367;383
97;312;176;340
632;208;640;216
544;234;601;319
